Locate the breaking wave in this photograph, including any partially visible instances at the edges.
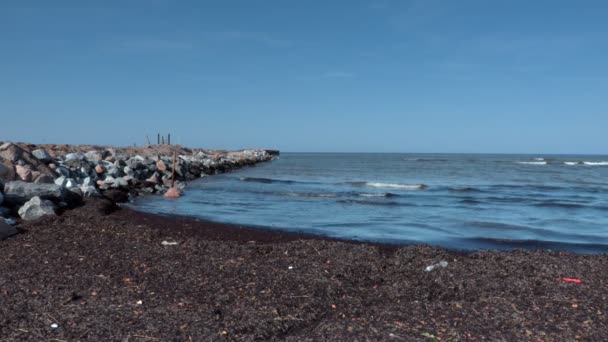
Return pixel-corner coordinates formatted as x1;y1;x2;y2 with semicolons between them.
348;182;428;190
516;161;547;165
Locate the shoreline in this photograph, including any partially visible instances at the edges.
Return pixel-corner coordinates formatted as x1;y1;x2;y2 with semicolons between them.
2;142;608;339
1;197;607;340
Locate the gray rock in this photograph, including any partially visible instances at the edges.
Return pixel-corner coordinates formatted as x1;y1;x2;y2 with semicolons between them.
34;174;55;184
54;165;71;178
65;153;84;161
81;177;95;186
0;191;3;206
0;220;18;240
100;161;118;176
69;187;83;197
103;175;115;184
3;181;67;205
18;196;56;220
84;150;103;162
126;160;140;170
64;178;79;189
79;164;92;176
32;149;52;162
141;187;154;194
112;177;128;188
80;184;99;197
54;176;67;187
141;158;155;166
114;159;127;168
3;217;16;226
0;162;15;182
124;166;134;177
0;206;10;216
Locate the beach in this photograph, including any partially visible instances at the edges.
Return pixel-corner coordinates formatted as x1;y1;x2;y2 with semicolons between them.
1;196;607;341
2;142;608;340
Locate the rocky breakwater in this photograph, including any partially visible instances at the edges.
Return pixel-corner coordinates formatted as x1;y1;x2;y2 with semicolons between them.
0;142;276;230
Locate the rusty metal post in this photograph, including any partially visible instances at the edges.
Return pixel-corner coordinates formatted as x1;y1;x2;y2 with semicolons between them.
171;150;176;188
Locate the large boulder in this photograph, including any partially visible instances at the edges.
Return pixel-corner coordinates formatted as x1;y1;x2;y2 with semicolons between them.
18;196;56;220
84;150;104;162
0;144;55;179
0;143;24;163
0;220;17;240
64;153;85;162
3;181;68;205
0;161;16;182
32;149;52;162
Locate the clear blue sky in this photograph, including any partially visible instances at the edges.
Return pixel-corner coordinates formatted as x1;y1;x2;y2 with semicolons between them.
1;0;607;153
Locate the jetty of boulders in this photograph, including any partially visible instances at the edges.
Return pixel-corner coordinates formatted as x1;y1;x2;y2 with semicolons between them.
0;141;276;226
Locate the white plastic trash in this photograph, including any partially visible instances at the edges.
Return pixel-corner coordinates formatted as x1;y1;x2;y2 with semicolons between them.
425;260;448;272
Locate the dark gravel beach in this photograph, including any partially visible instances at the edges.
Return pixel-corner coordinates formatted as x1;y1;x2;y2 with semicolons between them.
1;197;607;341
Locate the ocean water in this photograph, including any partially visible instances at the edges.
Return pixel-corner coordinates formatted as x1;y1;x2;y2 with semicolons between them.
132;153;608;253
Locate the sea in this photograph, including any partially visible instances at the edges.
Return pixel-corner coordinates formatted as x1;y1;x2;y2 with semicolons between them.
132;153;608;253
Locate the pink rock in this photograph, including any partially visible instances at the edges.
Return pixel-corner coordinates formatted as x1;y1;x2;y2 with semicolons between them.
163;187;181;198
15;164;33;182
95;165;105;174
156;160;167;171
146;172;160;184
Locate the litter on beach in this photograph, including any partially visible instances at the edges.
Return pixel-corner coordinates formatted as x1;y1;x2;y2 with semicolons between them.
559;277;582;283
425;261;448;272
161;241;179;246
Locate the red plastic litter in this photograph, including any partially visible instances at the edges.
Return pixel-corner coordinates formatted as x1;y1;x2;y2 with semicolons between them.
560;277;582;284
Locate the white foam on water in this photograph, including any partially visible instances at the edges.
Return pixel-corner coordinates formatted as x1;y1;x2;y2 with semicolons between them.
359;193;389;197
516;161;547;165
583;161;608;166
365;182;427;190
564;162;581;165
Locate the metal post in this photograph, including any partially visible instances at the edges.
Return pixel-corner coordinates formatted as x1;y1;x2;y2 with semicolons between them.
171;150;176;188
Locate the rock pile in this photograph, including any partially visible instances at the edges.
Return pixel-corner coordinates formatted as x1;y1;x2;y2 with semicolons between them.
0;142;276;225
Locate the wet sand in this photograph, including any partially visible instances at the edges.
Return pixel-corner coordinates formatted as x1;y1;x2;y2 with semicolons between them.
1;197;607;341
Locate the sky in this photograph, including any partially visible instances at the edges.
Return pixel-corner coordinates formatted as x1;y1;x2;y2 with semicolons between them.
1;0;607;154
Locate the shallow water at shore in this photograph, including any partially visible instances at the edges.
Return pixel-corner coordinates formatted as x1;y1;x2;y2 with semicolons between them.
133;153;608;253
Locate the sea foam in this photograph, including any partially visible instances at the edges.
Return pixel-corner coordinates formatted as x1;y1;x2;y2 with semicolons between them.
516;161;547;165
